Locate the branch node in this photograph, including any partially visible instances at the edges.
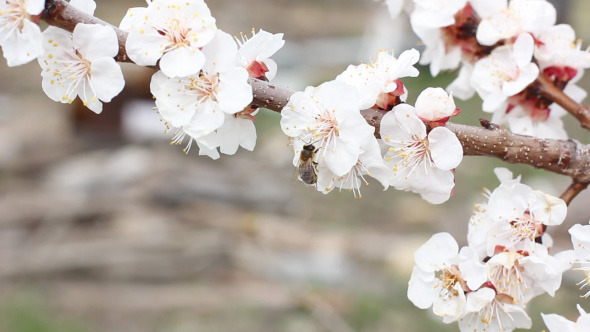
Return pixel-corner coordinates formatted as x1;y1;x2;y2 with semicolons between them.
479;118;500;130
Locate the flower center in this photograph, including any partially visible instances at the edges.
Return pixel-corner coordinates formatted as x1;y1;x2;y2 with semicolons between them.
436;266;463;300
510;212;543;242
160;18;192;49
387;135;432;175
488;252;527;303
316;110;339;138
43;44;94;105
1;0;28;31
188;72;219;103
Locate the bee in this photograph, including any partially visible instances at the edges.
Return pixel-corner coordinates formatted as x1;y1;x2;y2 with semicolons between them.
298;144;318;185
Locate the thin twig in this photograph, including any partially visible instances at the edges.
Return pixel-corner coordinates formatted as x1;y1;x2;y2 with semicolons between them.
536;74;590;130
560;181;590;206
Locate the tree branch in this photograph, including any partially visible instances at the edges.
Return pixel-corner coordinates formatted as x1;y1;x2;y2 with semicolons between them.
560;181;590;206
41;0;590;190
251;80;590;184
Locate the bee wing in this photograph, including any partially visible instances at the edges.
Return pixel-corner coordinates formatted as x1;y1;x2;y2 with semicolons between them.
298;159;317;185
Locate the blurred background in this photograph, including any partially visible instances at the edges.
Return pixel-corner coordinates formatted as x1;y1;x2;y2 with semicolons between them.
0;0;589;331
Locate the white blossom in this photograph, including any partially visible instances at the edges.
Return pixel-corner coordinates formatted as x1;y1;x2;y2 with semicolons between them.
236;29;284;80
38;24;125;114
280;80;374;178
0;0;44;66
151;30;253;139
475;0;556;46
120;0;216;78
408;233;487;323
535;24;590;71
458;292;532;332
335;49;419;109
467;167;566;257
471;33;539;112
486;245;562;304
315;135;389;197
380;104;463;204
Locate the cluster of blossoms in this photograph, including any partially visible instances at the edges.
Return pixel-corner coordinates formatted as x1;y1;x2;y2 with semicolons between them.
281;49;463;202
385;0;590;139
123;0;284;159
0;0;285;158
536;221;590;332
408;168;573;331
0;0;125;114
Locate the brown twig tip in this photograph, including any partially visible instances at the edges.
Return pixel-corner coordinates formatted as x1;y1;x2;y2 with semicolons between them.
479;118;500;130
560;181;590;206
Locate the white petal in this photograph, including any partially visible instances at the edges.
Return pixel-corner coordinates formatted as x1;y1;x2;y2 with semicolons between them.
414;232;458;273
263;59;278;80
569;224;590;261
69;0;96;15
184;101;226;138
73;24;119;60
541;313;577;332
90;57;125;102
447;62;475;100
239;30;284;61
216;115;241;155
160;47;205;78
416;168;455;204
464;287;495;312
407;267;438;309
323;134;360;176
513;33;534;68
203;29;239;73
125;33;166;66
25;0;45;15
529;191;567;226
456;246;487;291
493;167;514;183
216;67;253;114
482;91;508;112
2;20;43;66
429;127;463;170
381;105;425;142
502;63;539;96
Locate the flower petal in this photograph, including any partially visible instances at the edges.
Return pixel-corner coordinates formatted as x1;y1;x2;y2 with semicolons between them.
429;127;463;170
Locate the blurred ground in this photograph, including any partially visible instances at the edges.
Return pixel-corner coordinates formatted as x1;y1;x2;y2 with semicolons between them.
0;0;589;332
